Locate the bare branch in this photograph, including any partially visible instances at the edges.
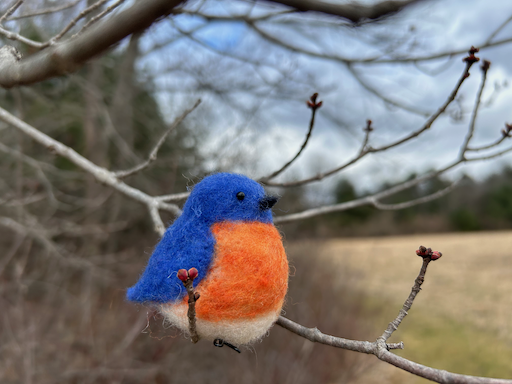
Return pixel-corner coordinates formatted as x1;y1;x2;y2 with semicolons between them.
467;135;508;152
259;93;321;182
48;0;112;45
0;106;182;219
261;0;420;23
72;0;126;38
371;181;459;211
380;251;432;343
273;161;460;224
346;63;430;117
0;0;185;88
466;145;512;162
265;54;475;188
148;202;165;236
0;27;44;48
7;0;81;21
114;99;201;179
156;191;191;202
279;248;512;383
178;268;200;343
0;0;23;25
459;59;489;159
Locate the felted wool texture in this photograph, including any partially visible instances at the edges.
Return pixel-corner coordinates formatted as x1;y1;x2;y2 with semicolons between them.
160;221;288;345
126;173;275;304
160;304;280;346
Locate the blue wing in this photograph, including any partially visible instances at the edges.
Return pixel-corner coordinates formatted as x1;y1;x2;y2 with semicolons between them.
126;217;215;303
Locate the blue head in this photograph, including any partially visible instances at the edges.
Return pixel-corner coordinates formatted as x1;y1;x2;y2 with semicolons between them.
182;173;277;225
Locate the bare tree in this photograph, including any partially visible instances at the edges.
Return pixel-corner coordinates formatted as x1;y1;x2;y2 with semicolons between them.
1;1;512;383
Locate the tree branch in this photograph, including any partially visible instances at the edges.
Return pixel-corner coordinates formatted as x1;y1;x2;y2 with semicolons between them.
113;99;201;179
265;53;475;188
259;93;320;182
0;105;181;236
6;0;82;21
278;247;512;383
261;0;420;23
0;0;185;88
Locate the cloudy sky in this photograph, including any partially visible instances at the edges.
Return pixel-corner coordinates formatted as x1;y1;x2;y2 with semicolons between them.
140;0;512;198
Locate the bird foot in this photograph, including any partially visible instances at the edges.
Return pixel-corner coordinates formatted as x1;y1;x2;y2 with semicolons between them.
213;338;241;353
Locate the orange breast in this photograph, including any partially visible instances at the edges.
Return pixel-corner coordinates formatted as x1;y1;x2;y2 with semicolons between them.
190;221;288;322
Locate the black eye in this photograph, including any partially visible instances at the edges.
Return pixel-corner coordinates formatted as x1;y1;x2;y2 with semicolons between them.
236;192;245;201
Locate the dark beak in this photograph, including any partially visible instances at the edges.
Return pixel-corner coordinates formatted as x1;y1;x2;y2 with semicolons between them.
259;195;279;210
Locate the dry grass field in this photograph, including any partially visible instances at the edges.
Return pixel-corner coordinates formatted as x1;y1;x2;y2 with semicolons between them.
287;230;512;383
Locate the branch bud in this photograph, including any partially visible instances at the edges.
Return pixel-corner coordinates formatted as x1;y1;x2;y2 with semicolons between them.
177;269;189;282
188;267;199;280
463;46;480;65
307;93;323;110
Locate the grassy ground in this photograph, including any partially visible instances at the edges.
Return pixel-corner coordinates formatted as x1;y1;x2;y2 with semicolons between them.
289;230;512;383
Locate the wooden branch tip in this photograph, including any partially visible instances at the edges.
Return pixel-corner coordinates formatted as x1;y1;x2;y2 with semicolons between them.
178;268;200;343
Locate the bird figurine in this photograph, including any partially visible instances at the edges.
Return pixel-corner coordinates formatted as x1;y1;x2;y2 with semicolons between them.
127;173;288;348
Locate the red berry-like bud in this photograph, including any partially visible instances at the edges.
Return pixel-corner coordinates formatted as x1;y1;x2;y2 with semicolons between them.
431;251;443;260
188;267;199;280
177;269;188;282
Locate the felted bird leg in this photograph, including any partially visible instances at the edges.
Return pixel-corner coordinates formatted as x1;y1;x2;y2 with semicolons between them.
178;268;200;343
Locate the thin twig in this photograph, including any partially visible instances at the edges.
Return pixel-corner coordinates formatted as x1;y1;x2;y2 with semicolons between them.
114;99;201;179
260;94;320;182
7;0;81;21
347;63;430;117
265;54;476;188
0;0;23;25
71;0;126;38
0;105;182;236
380;256;431;342
485;14;512;44
467;135;507;151
273;161;461;224
48;0;111;45
0;26;44;48
156;191;191;202
178;269;200;343
371;181;459;211
279;248;512;383
459;60;490;159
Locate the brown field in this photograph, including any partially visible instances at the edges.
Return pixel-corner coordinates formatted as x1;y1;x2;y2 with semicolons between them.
287;230;512;383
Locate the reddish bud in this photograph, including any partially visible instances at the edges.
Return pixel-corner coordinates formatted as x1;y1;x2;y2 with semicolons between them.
177;269;188;282
188;267;199;280
469;46;479;54
416;245;428;257
463;54;480;64
307;93;323;110
431;251;443;261
481;60;491;72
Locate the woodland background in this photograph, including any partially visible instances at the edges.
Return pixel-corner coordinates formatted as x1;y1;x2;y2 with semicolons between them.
0;0;512;383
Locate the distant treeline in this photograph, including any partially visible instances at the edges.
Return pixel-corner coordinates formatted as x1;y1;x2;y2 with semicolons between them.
279;168;512;238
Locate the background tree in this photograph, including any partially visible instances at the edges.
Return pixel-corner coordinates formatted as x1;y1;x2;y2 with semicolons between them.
1;1;512;383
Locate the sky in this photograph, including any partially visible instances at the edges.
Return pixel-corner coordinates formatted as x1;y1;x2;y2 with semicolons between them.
139;0;512;200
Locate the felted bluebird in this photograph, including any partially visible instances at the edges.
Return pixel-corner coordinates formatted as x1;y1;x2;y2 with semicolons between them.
127;173;288;346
